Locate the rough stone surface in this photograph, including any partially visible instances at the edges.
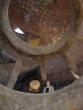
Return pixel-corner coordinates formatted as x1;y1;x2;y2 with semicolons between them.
0;0;83;110
0;77;83;110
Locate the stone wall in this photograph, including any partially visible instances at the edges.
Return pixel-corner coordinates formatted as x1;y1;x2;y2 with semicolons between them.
0;77;83;110
0;0;83;110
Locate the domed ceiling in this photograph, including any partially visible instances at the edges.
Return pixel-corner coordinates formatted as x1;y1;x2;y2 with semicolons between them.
0;0;83;109
7;0;76;55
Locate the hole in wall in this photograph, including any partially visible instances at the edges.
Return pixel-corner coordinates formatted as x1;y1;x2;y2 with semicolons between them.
13;56;76;94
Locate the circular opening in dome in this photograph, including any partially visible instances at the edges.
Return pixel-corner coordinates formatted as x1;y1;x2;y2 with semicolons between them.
5;0;81;55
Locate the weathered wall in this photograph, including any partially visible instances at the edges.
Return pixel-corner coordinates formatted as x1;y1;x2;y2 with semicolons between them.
0;0;83;110
0;0;5;27
0;77;83;110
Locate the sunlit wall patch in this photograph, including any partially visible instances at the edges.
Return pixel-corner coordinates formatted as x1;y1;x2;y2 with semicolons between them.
14;27;24;35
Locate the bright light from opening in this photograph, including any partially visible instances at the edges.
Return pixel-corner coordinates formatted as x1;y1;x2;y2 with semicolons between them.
14;27;24;34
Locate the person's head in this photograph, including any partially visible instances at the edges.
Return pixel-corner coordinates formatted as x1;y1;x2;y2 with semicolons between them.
29;80;40;93
47;81;50;86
